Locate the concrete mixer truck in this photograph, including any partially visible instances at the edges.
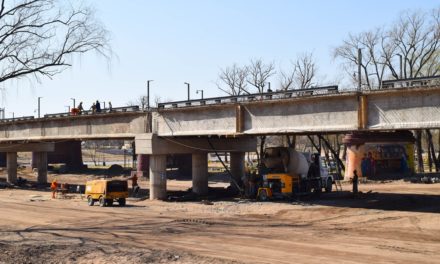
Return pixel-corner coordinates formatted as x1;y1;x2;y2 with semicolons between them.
257;147;334;201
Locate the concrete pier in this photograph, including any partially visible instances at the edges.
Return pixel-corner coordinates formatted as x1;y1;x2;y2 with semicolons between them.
192;153;208;195
34;152;48;184
149;155;167;200
230;152;245;189
136;154;150;178
6;152;17;184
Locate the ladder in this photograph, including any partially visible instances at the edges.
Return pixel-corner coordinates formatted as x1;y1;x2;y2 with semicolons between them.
334;180;343;192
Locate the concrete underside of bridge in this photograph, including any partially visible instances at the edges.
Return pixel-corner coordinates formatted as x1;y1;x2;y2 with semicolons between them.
135;134;256;200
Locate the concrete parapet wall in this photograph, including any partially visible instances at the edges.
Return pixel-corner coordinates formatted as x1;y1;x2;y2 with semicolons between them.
0;112;150;142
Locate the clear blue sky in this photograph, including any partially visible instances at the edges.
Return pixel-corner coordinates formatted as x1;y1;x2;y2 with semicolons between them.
3;0;439;117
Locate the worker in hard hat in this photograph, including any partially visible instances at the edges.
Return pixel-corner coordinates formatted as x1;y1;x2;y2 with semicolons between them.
50;178;58;199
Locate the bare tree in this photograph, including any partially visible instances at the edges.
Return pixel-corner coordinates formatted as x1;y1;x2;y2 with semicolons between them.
293;52;318;89
217;63;249;95
389;8;440;78
280;52;318;90
333;30;387;89
134;95;148;110
279;68;295;90
0;0;110;85
334;7;440;89
247;59;275;93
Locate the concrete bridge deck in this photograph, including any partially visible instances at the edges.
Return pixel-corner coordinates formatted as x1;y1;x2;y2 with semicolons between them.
1;84;440;200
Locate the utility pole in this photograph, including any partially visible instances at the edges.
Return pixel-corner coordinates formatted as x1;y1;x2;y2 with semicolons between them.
147;80;153;109
397;54;403;79
357;48;362;91
196;89;204;99
184;82;190;101
38;97;42;118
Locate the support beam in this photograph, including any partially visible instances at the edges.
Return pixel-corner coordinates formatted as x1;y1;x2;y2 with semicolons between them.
34;152;48;184
192;153;208;195
230;152;245;190
149;155;167;200
6;152;17;184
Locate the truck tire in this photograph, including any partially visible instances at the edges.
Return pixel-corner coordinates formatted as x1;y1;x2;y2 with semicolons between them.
118;198;126;206
87;196;94;206
258;190;268;202
99;196;106;207
106;199;114;206
325;178;333;193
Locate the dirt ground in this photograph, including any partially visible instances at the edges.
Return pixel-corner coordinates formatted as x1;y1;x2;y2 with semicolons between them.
0;170;439;264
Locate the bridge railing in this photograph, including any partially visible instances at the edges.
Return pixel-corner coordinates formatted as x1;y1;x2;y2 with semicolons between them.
158;85;339;109
43;105;141;118
381;75;440;89
0;116;35;123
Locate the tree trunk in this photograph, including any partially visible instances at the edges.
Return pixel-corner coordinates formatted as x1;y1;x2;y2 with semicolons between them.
307;135;321;153
415;130;424;173
426;130;439;172
318;134;346;172
257;136;266;168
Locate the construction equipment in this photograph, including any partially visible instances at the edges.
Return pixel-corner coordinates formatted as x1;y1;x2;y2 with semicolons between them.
257;147;334;201
85;179;128;207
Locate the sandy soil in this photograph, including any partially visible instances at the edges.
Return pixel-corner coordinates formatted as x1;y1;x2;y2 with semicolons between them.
0;171;439;264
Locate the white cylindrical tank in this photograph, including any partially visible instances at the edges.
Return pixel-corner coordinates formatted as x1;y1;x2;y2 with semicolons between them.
286;149;309;178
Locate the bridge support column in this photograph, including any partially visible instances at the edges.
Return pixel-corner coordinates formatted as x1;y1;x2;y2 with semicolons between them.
230;152;245;190
6;152;17;184
34;152;48;184
34;141;83;170
136;154;150;178
192;153;208;195
149;155;167;200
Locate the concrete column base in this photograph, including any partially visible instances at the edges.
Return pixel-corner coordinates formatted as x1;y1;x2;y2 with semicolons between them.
149;155;167;200
192;153;208;195
34;152;48;184
7;152;17;184
230;152;245;190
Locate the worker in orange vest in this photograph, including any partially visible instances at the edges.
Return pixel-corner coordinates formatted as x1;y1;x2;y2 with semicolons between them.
50;179;58;199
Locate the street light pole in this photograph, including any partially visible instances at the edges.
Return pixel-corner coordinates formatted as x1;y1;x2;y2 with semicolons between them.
65;105;70;113
196;89;204;99
71;98;76;109
147;80;153;109
38;97;42;118
397;54;403;79
184;82;190;101
357;48;362;91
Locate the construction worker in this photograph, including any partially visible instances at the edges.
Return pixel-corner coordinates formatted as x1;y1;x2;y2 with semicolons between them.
129;173;139;197
77;102;84;113
50;178;58;199
352;170;359;195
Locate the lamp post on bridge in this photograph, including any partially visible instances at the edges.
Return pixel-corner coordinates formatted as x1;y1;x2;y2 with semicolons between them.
70;98;76;109
196;89;204;99
397;54;403;79
147;80;153;109
184;82;190;101
9;112;14;121
65;105;70;113
37;97;42;118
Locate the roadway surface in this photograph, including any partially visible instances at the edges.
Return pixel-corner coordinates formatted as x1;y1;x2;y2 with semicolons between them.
0;173;439;264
